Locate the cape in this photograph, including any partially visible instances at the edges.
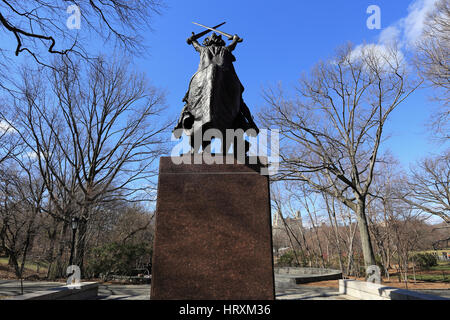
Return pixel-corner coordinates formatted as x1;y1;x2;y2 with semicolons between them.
174;44;246;136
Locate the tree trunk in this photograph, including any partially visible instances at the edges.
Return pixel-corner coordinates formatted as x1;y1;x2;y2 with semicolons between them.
8;254;16;267
297;222;313;266
18;230;33;279
346;219;357;276
8;253;21;278
326;197;344;274
47;221;68;280
74;218;88;275
355;197;377;267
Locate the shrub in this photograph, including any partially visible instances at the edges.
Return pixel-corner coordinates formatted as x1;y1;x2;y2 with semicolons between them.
411;253;438;270
85;242;152;279
277;251;300;267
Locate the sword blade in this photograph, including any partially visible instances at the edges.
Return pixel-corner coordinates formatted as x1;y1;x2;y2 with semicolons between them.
191;22;226;41
192;21;234;39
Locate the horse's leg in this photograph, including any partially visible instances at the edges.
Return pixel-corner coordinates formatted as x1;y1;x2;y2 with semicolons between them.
190;134;201;154
202;139;212;154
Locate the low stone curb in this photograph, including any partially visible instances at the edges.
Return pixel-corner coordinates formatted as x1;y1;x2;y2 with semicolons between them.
274;267;342;288
339;280;450;300
4;282;98;300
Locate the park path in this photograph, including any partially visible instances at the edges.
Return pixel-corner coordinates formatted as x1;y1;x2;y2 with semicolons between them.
2;280;449;300
0;280;349;300
97;284;350;300
0;280;64;297
276;286;351;300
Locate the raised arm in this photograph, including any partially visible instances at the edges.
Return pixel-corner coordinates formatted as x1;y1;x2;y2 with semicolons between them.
187;33;202;52
227;35;240;52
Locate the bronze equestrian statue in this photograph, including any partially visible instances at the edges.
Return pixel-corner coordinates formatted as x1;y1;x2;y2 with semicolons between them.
174;22;259;155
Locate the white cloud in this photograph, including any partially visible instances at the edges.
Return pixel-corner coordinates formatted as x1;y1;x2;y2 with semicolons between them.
0;120;16;134
350;0;439;69
379;26;401;46
379;0;439;47
402;0;439;45
25;151;39;160
23;150;51;161
349;43;406;72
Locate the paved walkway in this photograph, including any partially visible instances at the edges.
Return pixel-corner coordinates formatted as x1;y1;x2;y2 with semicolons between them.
98;284;349;300
276;285;350;300
0;280;347;300
414;289;450;299
3;280;447;300
0;281;150;300
97;284;150;300
0;280;65;297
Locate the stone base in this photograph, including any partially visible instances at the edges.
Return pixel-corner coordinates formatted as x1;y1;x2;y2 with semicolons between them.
339;280;449;300
274;267;342;288
150;155;275;300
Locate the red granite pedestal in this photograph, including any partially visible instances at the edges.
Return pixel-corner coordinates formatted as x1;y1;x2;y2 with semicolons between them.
150;155;275;300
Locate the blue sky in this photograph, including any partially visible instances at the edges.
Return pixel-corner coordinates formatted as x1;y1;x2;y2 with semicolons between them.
138;0;448;168
0;0;446;221
1;0;446;168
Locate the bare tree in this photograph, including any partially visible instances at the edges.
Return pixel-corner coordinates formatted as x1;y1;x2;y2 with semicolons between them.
0;154;45;291
0;101;23;165
385;209;428;288
13;57;169;271
271;185;303;267
294;187;327;268
260;43;419;267
402;150;450;224
0;0;164;68
415;0;450;139
339;202;359;276
322;192;345;274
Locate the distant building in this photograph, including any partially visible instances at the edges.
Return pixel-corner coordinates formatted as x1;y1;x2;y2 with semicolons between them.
272;211;305;256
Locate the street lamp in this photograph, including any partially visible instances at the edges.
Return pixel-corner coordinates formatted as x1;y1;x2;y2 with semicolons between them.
68;217;79;266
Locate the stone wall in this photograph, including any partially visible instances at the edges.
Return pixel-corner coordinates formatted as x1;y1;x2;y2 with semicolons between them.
339;280;449;300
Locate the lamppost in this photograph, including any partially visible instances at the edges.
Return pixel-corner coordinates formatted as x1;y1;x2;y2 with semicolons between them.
69;217;79;266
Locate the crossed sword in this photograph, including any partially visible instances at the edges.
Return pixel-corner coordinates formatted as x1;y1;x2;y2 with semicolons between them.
188;22;243;44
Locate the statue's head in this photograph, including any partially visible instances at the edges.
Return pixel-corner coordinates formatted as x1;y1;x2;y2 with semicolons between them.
203;33;225;47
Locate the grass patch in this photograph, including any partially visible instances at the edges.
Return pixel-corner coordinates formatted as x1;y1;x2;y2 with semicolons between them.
408;262;450;283
0;257;49;273
429;261;450;272
408;274;449;283
413;249;450;255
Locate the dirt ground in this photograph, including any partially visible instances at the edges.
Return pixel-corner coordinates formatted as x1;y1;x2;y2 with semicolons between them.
2;261;449;291
303;270;449;290
303;278;450;290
